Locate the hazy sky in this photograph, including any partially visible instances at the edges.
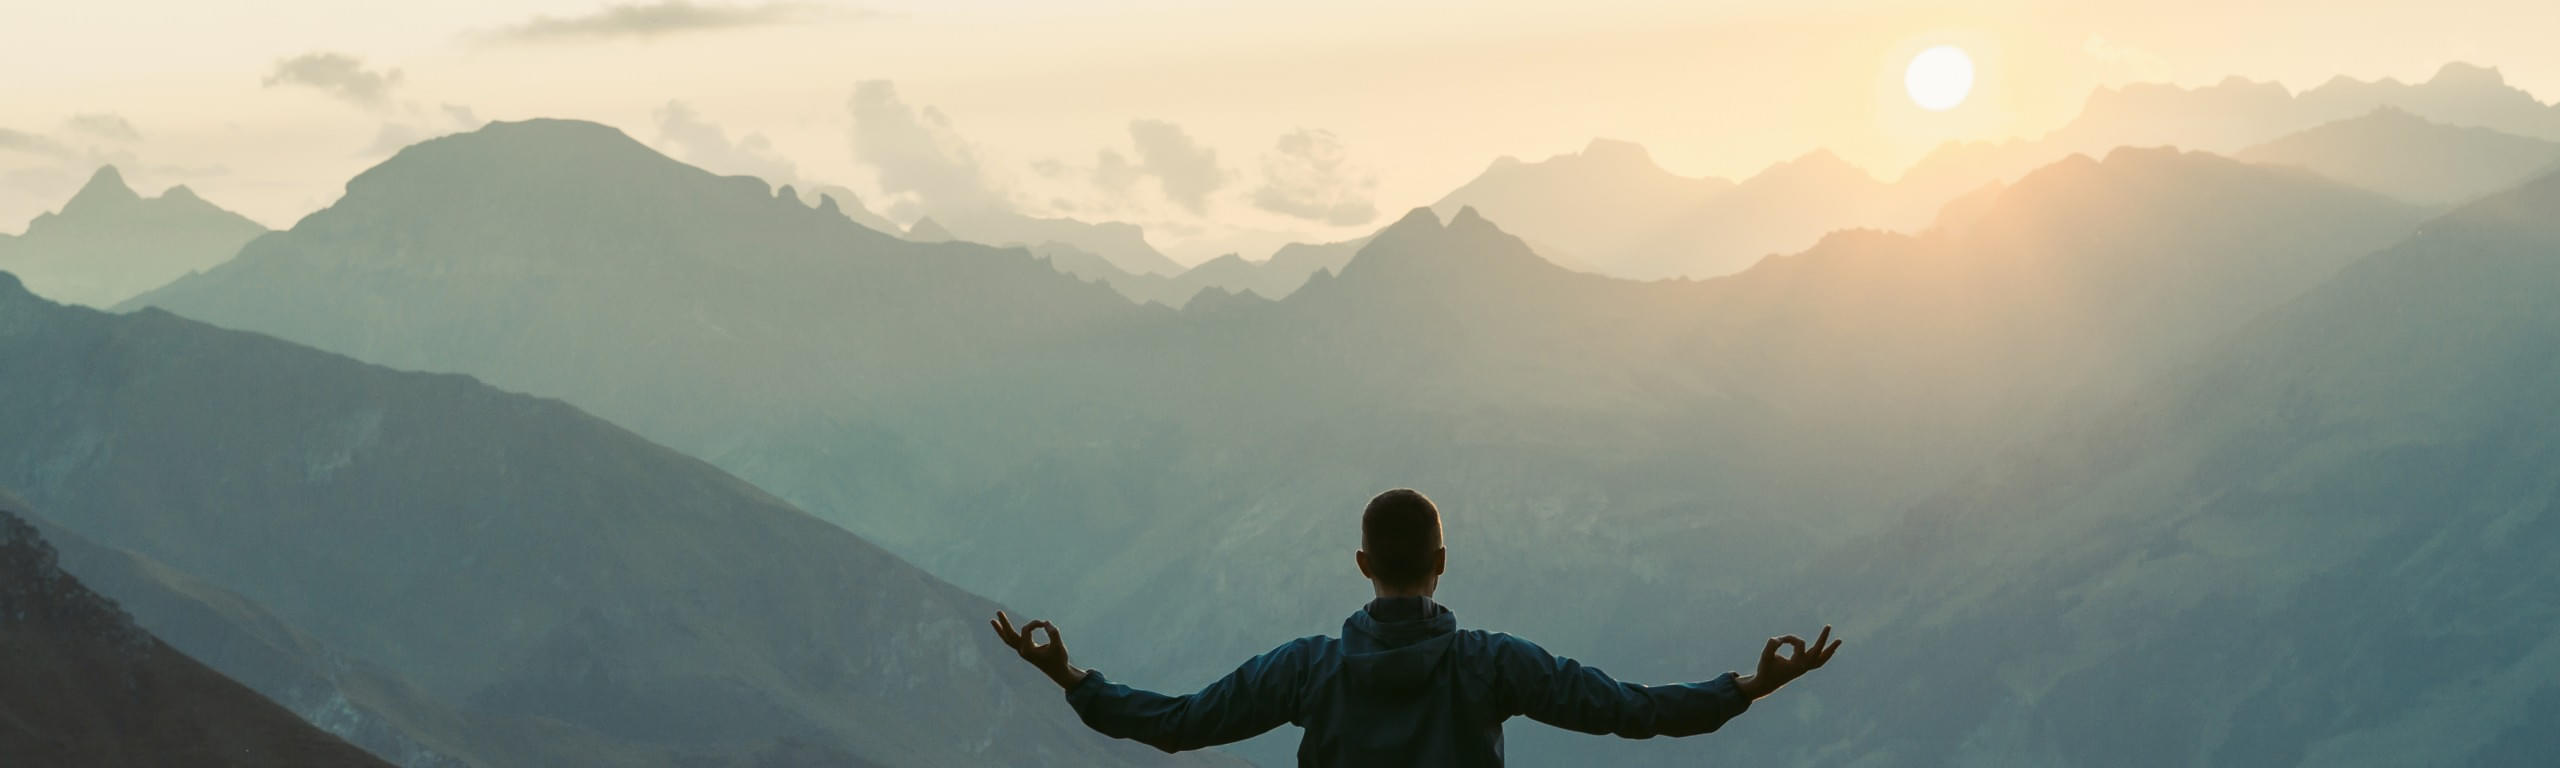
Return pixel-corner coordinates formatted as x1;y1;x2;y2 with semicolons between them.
7;0;2558;261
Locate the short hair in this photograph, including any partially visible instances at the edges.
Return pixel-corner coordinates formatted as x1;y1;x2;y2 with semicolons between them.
1361;489;1444;587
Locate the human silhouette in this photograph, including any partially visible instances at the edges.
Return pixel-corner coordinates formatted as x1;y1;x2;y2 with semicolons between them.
989;488;1843;766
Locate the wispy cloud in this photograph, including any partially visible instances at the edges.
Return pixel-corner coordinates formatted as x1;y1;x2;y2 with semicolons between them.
478;1;860;44
1250;129;1377;226
653;100;802;187
263;52;404;108
0;128;75;159
1125;120;1229;215
847;80;1006;218
64;113;142;143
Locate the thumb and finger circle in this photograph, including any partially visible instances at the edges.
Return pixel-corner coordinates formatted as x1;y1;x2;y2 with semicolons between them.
1776;634;1807;660
1022;620;1062;649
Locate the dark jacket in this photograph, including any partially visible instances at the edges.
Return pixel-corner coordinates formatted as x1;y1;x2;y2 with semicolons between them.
1064;596;1752;766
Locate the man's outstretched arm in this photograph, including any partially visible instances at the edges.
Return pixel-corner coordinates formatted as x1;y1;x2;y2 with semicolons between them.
990;611;1306;753
1495;624;1843;739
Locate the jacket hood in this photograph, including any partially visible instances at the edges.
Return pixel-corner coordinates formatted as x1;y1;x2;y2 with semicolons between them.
1340;597;1458;695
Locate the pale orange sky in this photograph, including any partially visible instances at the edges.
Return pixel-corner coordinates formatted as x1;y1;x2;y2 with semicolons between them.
5;0;2557;261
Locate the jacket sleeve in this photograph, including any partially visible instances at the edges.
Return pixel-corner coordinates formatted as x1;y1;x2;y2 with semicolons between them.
1488;634;1752;738
1062;637;1316;753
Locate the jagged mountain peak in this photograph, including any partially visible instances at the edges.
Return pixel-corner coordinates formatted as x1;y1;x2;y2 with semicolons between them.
1574;137;1659;168
2429;60;2508;88
62;165;141;213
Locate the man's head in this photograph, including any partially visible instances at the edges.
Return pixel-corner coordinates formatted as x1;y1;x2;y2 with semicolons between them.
1356;488;1446;597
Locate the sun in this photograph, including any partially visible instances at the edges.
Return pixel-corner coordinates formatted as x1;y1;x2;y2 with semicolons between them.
1905;45;1975;111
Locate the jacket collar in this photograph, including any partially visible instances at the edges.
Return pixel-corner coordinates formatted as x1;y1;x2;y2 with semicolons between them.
1346;596;1455;650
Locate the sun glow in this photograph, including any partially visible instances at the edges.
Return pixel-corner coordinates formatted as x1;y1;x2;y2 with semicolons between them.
1904;45;1975;111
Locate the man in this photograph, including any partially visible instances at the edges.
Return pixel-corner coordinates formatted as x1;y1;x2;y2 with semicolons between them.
989;488;1844;765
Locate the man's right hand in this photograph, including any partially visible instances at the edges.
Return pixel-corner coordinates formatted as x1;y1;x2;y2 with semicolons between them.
992;610;1089;690
1736;624;1842;699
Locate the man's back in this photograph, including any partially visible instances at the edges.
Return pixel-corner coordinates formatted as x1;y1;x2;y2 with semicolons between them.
990;489;1841;766
1064;597;1754;766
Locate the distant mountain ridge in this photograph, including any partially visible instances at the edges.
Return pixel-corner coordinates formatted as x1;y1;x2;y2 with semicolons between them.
1032;235;1365;307
0;166;267;308
1438;61;2560;280
2238;107;2560;205
1901;61;2560;206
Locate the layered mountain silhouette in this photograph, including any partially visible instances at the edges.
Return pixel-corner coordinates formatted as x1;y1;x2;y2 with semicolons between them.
2237;107;2560;205
1030;235;1365;307
1432;141;1936;279
1430;138;1733;273
124;115;2441;765
0;271;1220;766
1757;165;2560;766
0;166;267;308
0;493;390;767
1901;61;2560;207
1437;62;2559;281
926;206;1186;277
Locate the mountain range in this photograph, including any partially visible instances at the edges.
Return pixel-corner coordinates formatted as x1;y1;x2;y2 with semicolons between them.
1435;61;2560;280
0;166;267;309
2236;107;2560;205
124;114;2444;765
10;61;2557;767
1028;236;1365;307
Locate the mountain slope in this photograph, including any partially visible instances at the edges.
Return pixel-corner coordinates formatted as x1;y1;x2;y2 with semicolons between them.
0;493;392;768
1768;164;2560;767
2237;107;2560;205
0;166;267;308
0;272;1215;767
30;510;684;767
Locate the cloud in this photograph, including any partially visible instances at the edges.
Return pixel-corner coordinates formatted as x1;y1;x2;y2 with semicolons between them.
653;101;803;187
1090;149;1141;197
1126;119;1227;215
481;1;849;44
846;79;1004;217
264;52;404;108
64;113;141;143
0;128;74;159
1249;128;1377;226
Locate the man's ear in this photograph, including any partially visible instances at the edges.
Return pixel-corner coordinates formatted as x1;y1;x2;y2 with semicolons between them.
1431;547;1447;576
1356;549;1374;580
